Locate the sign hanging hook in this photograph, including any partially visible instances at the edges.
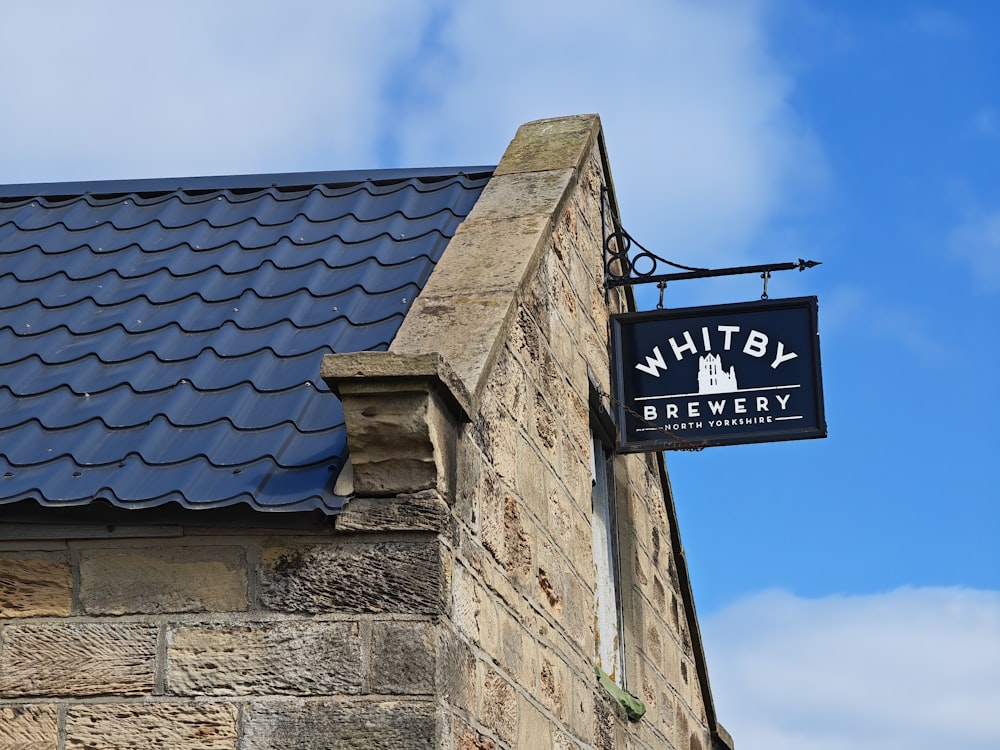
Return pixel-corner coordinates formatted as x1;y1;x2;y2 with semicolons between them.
656;281;667;310
760;270;771;300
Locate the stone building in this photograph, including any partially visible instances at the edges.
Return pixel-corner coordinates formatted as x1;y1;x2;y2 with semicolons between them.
0;115;733;749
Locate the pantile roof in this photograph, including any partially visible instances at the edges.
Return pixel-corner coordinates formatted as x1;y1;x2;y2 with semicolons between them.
0;167;492;515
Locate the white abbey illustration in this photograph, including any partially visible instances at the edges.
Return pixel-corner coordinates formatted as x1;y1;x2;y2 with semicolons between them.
697;353;738;394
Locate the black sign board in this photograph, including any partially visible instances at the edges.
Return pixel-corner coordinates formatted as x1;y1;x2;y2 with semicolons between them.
611;297;826;451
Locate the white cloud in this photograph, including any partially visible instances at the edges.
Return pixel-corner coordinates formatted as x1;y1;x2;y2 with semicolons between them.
702;587;1000;750
817;285;951;361
971;109;1000;139
391;0;828;266
907;7;969;42
948;210;1000;291
0;0;826;268
0;1;431;181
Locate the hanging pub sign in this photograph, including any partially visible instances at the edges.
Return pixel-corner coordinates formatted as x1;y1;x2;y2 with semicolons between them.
611;296;826;451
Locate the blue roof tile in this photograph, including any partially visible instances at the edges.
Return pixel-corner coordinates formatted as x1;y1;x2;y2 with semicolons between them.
0;168;492;514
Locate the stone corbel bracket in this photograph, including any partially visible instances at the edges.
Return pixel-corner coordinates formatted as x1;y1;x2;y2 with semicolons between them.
320;351;472;500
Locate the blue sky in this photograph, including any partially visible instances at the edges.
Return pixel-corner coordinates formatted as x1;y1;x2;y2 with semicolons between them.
2;2;998;748
671;2;1000;605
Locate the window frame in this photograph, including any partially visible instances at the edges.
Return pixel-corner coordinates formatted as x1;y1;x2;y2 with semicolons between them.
590;386;627;686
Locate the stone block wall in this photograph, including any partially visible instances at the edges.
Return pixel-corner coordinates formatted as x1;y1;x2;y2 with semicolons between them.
417;118;719;749
0;528;447;749
0;115;729;750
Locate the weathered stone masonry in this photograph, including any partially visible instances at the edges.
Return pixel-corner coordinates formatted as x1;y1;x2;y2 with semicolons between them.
1;531;447;749
328;115;732;749
0;115;731;749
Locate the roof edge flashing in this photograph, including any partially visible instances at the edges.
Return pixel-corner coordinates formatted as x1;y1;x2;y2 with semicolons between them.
0;166;496;201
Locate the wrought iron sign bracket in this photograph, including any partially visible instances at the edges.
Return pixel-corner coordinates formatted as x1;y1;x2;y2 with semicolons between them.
603;226;821;291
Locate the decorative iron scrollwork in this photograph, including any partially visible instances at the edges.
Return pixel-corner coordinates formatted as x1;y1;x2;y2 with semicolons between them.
604;228;709;284
603;225;820;290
